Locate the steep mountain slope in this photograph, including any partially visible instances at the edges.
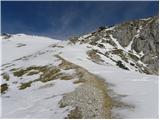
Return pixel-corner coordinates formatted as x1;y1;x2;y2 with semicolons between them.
0;16;159;119
70;16;159;75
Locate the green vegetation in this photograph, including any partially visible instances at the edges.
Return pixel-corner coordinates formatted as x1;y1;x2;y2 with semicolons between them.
73;79;85;84
19;81;32;90
27;70;39;76
13;66;47;77
60;75;73;80
111;49;123;54
87;50;104;64
128;53;139;61
13;69;28;77
12;65;67;89
1;83;8;94
11;61;78;89
57;55;76;70
1;73;10;81
40;67;61;82
10;68;19;71
12;65;64;89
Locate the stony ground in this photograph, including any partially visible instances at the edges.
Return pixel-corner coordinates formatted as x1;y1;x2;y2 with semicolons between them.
57;55;112;119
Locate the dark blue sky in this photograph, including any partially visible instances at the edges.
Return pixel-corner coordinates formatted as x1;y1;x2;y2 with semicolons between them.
1;1;159;40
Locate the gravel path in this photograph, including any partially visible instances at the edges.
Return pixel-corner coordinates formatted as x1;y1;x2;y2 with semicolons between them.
57;56;112;119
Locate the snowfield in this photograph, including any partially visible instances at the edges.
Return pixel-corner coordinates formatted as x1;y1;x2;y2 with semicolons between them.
0;34;159;118
1;34;59;64
2;80;76;118
59;43;159;118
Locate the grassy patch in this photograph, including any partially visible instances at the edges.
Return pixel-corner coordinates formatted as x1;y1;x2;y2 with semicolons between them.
10;68;19;71
59;61;74;70
12;64;75;84
13;66;47;77
111;49;123;54
73;79;85;84
13;69;27;77
27;70;39;76
128;53;139;61
87;50;104;64
56;55;76;70
1;73;10;81
60;75;73;80
39;67;61;82
19;81;32;90
1;83;8;94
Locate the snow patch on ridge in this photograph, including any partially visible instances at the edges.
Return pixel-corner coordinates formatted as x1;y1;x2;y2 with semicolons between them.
2;34;60;64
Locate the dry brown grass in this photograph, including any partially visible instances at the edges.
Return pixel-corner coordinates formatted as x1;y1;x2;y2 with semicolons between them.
19;81;32;90
1;83;8;94
87;50;104;64
1;72;10;81
60;75;74;80
66;107;83;119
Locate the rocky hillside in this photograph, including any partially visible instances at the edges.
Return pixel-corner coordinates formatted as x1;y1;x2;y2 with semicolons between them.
1;16;159;119
70;16;159;75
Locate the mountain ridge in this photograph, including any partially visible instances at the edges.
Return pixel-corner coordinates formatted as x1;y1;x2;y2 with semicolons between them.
1;15;159;119
69;15;159;75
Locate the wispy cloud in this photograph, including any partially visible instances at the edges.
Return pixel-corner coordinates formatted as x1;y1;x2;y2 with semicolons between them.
2;1;158;40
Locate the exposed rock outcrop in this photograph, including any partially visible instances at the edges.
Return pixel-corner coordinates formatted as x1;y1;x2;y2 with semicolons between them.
70;16;159;75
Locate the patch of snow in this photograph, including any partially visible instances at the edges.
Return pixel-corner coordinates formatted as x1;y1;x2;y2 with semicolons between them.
141;17;151;21
60;43;158;118
105;26;115;31
139;51;144;57
79;33;91;40
109;34;124;50
2;34;60;64
125;26;143;52
2;80;76;118
125;38;134;52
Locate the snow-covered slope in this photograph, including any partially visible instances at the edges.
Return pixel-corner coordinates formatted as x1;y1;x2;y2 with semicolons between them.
1;35;79;118
69;16;159;75
0;16;159;119
1;34;59;64
58;43;158;118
